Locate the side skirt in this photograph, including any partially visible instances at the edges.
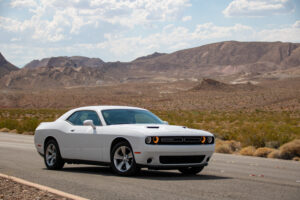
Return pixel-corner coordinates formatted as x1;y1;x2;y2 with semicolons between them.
64;159;110;166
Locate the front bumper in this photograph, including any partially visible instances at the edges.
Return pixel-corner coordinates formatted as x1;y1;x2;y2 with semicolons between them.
134;144;215;168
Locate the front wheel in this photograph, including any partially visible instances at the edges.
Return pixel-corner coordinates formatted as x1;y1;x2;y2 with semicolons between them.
44;139;65;170
178;166;204;175
110;141;140;176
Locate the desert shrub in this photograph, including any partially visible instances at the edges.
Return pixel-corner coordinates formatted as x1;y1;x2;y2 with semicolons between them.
292;157;300;161
0;119;19;130
279;139;300;159
215;143;232;154
9;129;18;133
253;147;275;157
240;146;256;156
18;118;40;132
0;127;10;132
265;141;280;149
267;150;281;159
215;139;241;154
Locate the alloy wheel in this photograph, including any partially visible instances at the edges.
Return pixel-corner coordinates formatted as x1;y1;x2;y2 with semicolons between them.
113;146;133;172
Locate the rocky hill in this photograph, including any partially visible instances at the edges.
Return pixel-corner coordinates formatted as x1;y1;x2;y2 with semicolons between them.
24;56;104;69
0;53;19;78
1;41;300;89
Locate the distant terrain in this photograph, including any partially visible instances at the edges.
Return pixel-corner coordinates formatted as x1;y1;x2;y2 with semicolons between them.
0;41;299;110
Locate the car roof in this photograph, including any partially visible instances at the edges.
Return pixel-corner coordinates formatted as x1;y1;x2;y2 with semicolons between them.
57;105;147;120
76;105;146;111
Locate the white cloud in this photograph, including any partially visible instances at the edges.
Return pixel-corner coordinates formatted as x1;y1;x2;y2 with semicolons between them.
182;15;192;22
10;0;37;8
293;20;300;28
74;23;254;60
10;37;21;42
1;0;191;42
254;24;300;42
223;0;294;17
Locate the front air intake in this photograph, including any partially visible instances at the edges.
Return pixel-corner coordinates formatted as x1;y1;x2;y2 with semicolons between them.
159;155;205;164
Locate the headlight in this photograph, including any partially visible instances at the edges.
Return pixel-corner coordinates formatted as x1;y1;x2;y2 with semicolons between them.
206;136;213;144
145;136;159;144
145;136;152;144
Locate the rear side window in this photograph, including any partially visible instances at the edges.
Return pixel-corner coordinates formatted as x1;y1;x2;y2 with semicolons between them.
67;110;102;126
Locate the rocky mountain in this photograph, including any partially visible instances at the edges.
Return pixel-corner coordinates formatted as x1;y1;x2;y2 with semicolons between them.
0;53;19;78
24;56;104;69
130;41;300;78
1;41;300;89
133;52;166;61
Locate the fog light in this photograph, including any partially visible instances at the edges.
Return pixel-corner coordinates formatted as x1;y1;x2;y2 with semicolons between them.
145;136;152;144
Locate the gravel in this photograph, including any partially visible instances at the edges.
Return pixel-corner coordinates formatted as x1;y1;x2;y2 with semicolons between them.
0;177;72;200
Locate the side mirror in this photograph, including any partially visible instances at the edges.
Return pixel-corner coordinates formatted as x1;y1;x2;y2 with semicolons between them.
83;120;96;130
163;121;169;125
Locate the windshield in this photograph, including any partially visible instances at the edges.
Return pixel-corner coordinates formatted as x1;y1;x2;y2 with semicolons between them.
101;109;163;125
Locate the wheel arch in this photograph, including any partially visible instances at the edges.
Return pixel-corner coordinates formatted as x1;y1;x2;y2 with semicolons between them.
110;137;132;153
44;136;58;152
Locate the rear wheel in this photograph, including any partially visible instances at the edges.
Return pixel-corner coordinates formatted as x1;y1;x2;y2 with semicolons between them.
44;139;65;170
111;141;139;176
178;166;204;175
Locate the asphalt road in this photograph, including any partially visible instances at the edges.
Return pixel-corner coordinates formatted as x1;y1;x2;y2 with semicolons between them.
0;132;299;200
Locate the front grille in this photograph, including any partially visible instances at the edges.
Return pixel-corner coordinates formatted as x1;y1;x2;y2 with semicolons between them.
159;155;205;164
158;136;214;145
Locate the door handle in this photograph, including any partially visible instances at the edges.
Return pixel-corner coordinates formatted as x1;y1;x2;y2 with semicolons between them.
70;129;75;132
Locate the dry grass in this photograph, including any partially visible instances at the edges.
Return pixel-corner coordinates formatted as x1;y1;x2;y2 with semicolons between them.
215;139;241;154
279;139;300;159
239;146;256;156
293;157;300;161
0;127;10;132
267;150;281;159
253;147;275;157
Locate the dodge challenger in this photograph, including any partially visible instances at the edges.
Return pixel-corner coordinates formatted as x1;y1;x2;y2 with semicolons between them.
34;106;215;176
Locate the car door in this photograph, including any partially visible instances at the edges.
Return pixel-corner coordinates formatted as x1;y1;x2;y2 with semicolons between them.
65;110;104;161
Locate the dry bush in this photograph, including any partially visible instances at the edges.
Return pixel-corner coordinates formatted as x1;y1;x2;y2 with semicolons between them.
253;147;275;157
0;128;10;132
265;141;280;149
9;129;18;133
292;157;300;161
279;139;300;159
22;131;34;135
267;150;281;159
215;143;232;154
240;146;256;156
215;139;241;154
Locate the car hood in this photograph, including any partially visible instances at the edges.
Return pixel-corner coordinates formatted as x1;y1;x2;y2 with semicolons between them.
105;124;214;137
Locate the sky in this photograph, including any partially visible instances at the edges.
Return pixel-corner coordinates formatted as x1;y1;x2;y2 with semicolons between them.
0;0;300;67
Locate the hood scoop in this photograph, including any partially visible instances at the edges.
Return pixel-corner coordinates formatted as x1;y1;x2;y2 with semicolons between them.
146;126;160;129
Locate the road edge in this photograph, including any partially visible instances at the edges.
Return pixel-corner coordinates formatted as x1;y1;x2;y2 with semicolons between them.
0;173;89;200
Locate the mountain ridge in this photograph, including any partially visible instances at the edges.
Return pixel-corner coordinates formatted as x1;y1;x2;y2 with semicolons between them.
1;41;300;89
0;53;19;78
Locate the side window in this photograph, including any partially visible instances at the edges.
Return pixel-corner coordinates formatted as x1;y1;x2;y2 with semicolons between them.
67;110;102;126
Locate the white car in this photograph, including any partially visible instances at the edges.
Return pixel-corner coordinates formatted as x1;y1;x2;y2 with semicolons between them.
34;106;215;176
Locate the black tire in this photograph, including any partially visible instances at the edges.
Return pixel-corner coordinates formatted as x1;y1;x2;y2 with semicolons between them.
110;141;140;176
44;139;65;170
178;166;204;175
